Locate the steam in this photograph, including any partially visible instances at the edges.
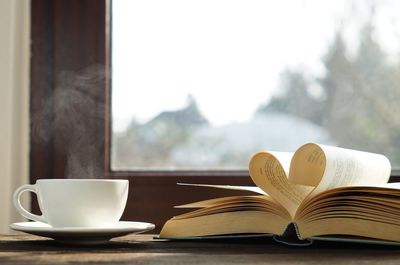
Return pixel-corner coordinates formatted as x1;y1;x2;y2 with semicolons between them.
32;65;106;178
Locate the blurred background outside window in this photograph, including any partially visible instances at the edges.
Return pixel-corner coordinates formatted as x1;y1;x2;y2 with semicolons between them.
112;0;400;170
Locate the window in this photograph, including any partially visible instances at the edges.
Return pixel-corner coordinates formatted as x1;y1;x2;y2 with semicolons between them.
31;0;400;231
112;0;400;173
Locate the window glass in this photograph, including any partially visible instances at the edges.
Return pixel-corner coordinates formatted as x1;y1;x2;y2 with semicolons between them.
112;0;400;170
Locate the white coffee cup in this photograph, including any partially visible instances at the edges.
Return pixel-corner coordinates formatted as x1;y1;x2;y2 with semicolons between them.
13;179;129;228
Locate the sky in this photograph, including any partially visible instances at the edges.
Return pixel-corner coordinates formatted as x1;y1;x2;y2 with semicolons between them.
112;0;400;132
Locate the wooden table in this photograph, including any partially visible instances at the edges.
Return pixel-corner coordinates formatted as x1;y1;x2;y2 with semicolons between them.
1;234;400;265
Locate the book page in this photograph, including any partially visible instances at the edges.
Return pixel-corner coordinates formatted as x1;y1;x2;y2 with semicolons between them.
289;143;391;196
176;183;266;195
160;211;288;238
248;151;314;217
296;185;400;241
382;182;400;189
174;195;271;208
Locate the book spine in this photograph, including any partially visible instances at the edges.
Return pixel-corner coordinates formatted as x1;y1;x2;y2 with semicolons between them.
272;222;313;246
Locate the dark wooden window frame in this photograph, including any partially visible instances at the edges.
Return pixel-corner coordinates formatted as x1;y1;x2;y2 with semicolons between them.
30;0;254;232
30;0;400;232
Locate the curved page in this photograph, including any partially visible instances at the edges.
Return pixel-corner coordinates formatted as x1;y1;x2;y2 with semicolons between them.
289;143;391;196
248;151;313;217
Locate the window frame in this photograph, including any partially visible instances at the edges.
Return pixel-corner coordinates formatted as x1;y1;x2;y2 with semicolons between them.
30;0;254;232
30;0;400;232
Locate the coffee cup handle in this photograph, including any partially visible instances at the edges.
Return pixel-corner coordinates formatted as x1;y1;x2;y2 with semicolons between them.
13;184;46;223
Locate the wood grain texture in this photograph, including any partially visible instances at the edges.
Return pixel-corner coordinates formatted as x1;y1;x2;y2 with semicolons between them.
1;234;400;265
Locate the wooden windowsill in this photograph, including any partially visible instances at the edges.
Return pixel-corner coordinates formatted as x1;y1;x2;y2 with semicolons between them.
1;234;400;264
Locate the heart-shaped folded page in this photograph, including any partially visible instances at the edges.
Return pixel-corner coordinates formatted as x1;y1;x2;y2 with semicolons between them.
249;151;314;217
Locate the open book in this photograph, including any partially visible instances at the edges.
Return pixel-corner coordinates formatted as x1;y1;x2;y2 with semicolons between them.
159;143;400;245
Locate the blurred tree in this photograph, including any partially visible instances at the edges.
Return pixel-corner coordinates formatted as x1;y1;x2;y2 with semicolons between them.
260;22;400;163
324;23;400;158
257;69;326;126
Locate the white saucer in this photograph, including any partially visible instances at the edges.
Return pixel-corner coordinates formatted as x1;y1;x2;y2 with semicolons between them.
10;221;155;245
